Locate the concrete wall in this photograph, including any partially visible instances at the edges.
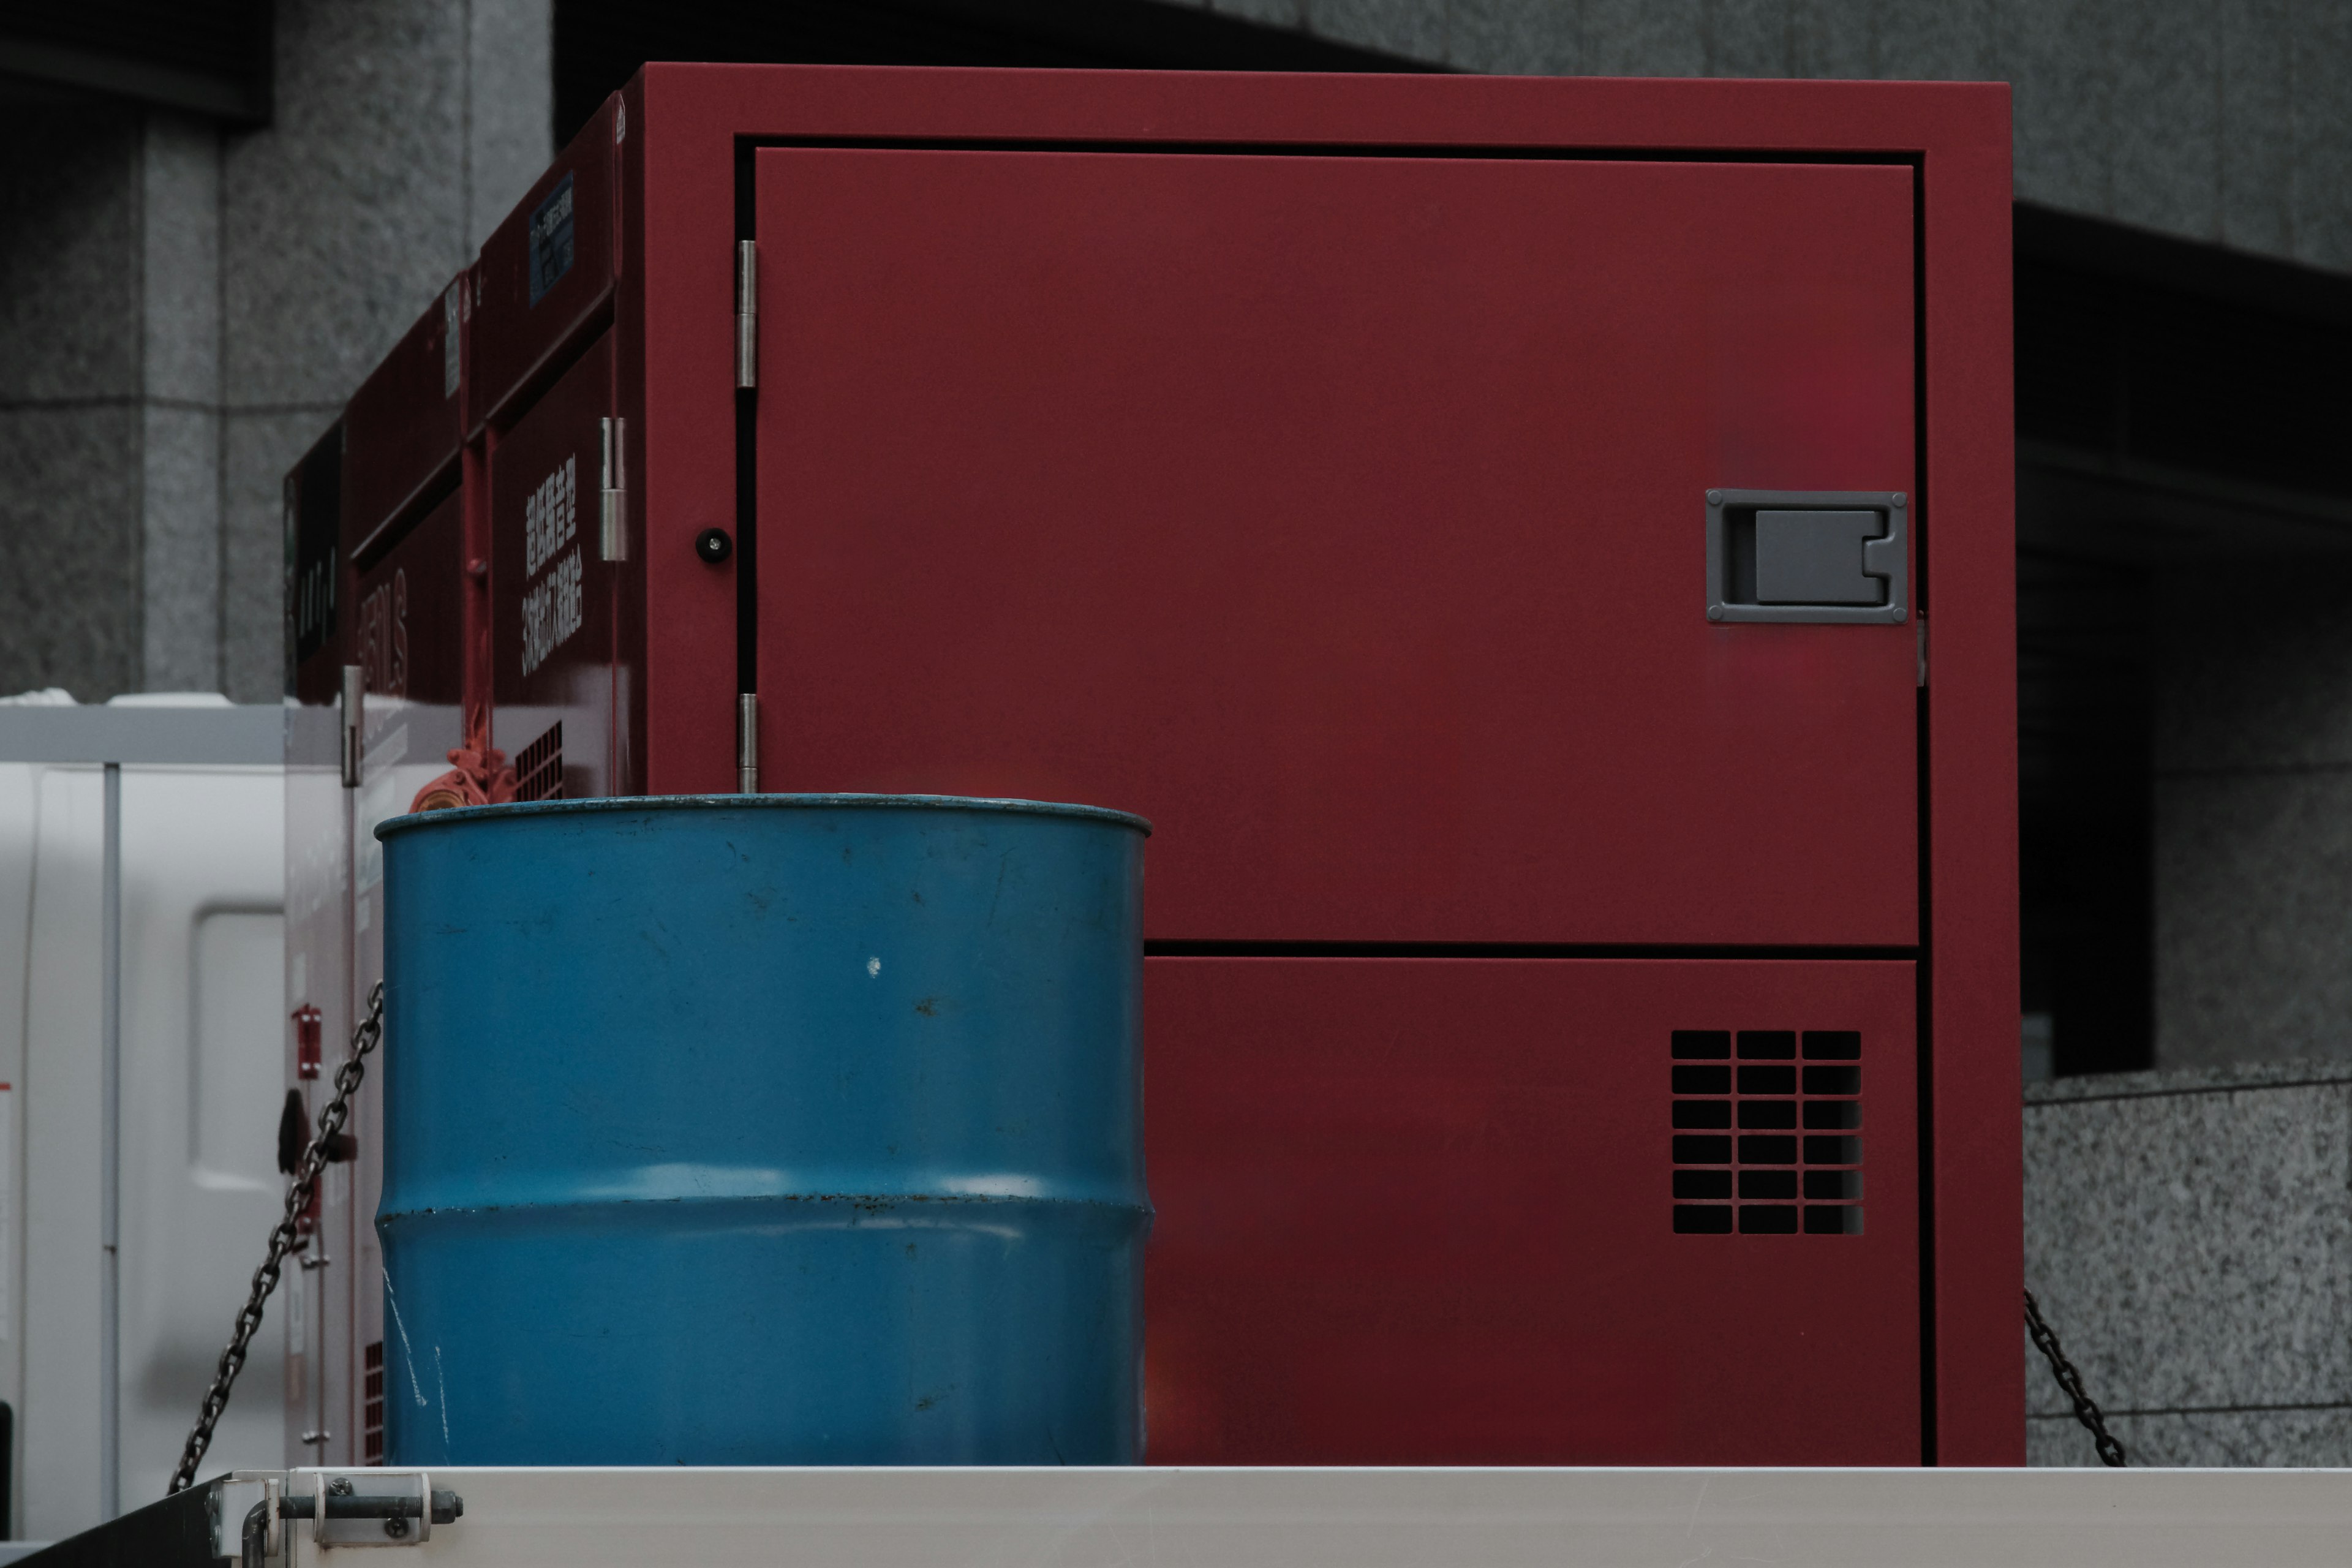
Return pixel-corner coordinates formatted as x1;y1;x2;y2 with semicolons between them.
2025;1061;2352;1464
2155;567;2352;1069
0;0;551;705
1196;0;2352;276
0;100;146;702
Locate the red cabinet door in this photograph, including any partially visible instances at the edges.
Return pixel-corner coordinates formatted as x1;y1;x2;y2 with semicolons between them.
754;149;1917;946
1144;956;1920;1464
491;328;619;801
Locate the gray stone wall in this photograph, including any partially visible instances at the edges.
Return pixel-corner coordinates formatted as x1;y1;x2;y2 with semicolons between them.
0;0;550;704
2156;567;2352;1069
2025;1062;2352;1464
1196;0;2352;274
0;101;146;701
214;0;552;703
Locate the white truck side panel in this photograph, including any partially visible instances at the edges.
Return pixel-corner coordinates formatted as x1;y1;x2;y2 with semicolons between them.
12;764;284;1539
249;1465;2352;1568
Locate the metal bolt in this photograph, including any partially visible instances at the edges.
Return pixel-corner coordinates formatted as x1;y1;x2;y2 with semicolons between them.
328;1477;354;1496
385;1514;410;1539
695;527;734;565
1705;489;1722;507
1892;492;1907;508
1706;606;1723;622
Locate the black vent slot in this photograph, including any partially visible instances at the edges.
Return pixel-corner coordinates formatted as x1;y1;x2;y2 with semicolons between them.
514;721;565;802
363;1339;385;1463
1672;1026;1863;1236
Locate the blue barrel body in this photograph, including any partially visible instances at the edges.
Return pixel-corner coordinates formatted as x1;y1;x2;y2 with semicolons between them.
374;794;1149;1465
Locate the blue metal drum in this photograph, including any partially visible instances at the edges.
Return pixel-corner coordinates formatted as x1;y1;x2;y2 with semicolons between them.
373;794;1150;1465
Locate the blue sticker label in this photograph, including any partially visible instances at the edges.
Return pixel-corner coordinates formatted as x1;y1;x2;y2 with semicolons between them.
528;172;575;306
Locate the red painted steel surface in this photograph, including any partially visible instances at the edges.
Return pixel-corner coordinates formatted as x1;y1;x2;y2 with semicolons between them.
1145;956;1920;1463
489;329;619;799
473;97;619;434
1917;104;2023;1465
752;148;1916;946
342;278;467;562
353;490;468;719
612;91;650;798
286;423;347;709
296;67;2021;1464
623;74;734;798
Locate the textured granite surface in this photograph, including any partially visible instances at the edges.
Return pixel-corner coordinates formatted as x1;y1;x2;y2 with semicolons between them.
206;0;549;700
2294;2;2352;271
0;407;141;699
1869;0;1992;80
2029;1406;2352;1469
2153;566;2352;1069
3;1;544;701
2029;1060;2352;1103
140;111;224;693
140;112;221;410
0;105;139;404
2157;772;2352;1068
1208;0;1305;29
1584;0;1707;75
1190;0;2352;273
2025;1065;2352;1464
1310;0;1449;61
221;0;475;412
2216;0;2296;259
467;0;554;251
1446;0;1577;75
140;404;222;693
2156;567;2352;775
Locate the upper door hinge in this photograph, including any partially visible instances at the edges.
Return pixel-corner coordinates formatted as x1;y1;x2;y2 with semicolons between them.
599;416;628;562
734;240;758;391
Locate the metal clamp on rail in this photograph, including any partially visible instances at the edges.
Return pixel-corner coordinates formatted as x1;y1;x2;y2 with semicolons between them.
243;1474;464;1564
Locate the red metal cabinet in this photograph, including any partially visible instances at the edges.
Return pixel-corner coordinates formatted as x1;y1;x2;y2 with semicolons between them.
343;279;466;562
490;330;620;800
473;96;620;432
289;67;2020;1467
753;148;1917;946
1144;956;1917;1463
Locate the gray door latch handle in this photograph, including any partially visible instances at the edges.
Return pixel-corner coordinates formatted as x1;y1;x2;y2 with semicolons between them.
1705;489;1909;624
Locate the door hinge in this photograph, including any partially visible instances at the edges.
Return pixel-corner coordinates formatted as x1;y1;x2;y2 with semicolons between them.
734;240;758;390
1916;614;1928;688
737;693;760;794
339;665;364;788
599;416;628;562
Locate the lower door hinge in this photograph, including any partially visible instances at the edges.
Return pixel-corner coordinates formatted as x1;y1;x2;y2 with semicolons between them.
734;239;758;390
1916;614;1928;688
737;693;760;794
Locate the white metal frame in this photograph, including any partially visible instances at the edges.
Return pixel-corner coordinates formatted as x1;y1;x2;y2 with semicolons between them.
233;1465;2352;1566
0;704;278;1522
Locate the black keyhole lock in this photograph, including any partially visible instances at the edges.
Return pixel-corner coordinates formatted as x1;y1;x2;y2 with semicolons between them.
695;527;734;564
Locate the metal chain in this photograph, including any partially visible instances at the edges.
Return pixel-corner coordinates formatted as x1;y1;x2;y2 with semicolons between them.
169;981;385;1494
2024;1287;2127;1468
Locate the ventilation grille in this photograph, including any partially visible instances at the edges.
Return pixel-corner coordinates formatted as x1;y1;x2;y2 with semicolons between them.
363;1339;385;1463
514;721;564;802
1670;1029;1862;1235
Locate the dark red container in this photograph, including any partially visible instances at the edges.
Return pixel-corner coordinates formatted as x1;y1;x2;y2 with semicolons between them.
289;66;2021;1469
